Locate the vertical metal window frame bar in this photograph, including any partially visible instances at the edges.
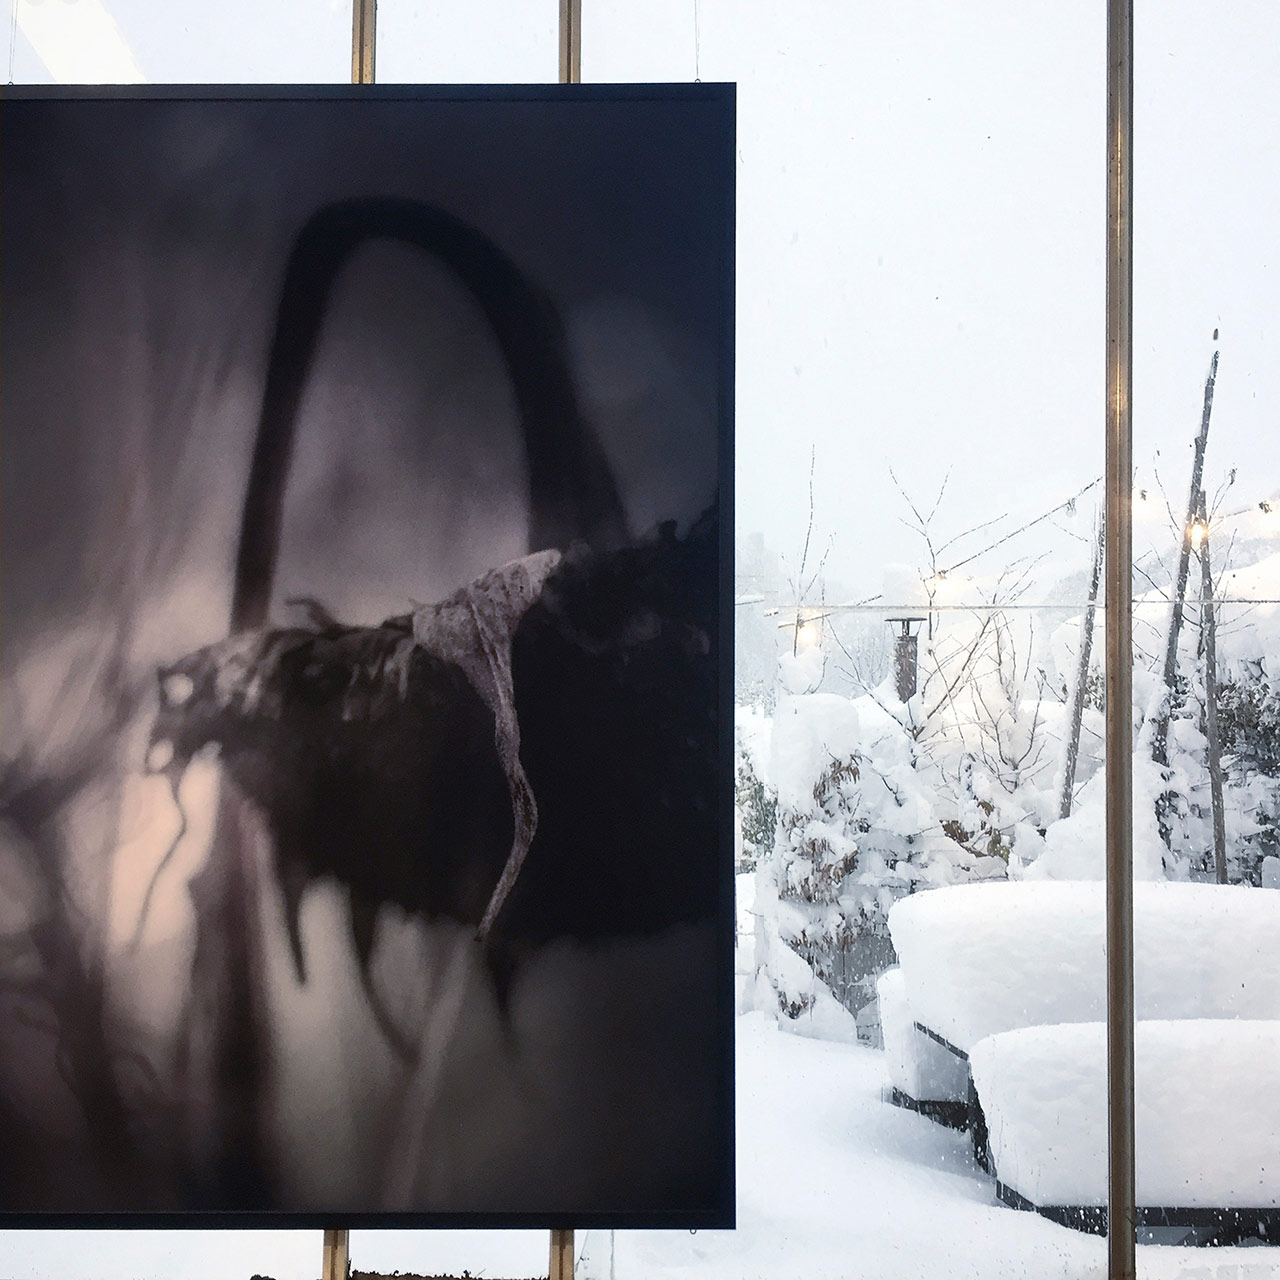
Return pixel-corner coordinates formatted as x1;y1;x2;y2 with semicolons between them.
559;0;581;84
353;0;376;85
321;7;376;1276
1105;0;1136;1276
549;9;579;1275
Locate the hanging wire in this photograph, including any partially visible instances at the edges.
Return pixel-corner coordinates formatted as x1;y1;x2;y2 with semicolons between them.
9;0;19;83
693;0;701;80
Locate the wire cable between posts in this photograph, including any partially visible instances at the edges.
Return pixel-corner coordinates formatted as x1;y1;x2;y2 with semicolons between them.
8;0;18;82
693;0;701;80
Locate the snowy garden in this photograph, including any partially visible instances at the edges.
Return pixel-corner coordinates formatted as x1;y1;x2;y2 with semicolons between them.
726;422;1280;1269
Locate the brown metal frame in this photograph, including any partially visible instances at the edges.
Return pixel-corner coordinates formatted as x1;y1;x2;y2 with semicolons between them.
352;0;375;85
559;0;581;84
1105;0;1136;1275
550;15;580;1275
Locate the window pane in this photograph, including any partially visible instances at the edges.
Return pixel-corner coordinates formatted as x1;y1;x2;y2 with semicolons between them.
3;1;1274;1276
377;0;557;83
595;0;1111;1274
1132;1;1280;1264
3;0;348;84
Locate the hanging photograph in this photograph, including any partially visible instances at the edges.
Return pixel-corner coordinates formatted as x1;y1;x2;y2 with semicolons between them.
0;84;734;1226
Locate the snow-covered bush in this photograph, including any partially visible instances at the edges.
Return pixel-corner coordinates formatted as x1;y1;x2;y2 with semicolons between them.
1218;666;1280;884
1125;539;1280;883
1030;751;1171;881
1143;665;1220;880
734;705;776;872
752;688;977;1024
846;572;1064;878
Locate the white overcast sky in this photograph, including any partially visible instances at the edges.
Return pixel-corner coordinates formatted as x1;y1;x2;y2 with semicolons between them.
2;2;1278;1275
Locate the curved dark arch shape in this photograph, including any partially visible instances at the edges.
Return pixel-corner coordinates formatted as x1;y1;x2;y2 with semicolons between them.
230;196;630;631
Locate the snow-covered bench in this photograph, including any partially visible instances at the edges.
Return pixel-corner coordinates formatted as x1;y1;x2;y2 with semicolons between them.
882;880;1280;1237
969;1020;1280;1242
877;967;969;1126
885;881;1280;1099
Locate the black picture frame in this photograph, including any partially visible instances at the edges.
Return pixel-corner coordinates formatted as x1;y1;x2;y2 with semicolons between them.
0;82;734;1228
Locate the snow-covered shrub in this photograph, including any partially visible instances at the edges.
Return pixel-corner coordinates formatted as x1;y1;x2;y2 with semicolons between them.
1154;700;1216;881
734;706;776;872
966;614;1054;808
1218;667;1280;884
861;583;1060;878
1029;751;1171;881
753;690;962;1023
1120;541;1280;881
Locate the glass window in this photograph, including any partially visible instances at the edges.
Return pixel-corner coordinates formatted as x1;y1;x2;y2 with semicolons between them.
2;2;1276;1277
1131;2;1280;1263
595;1;1110;1275
378;0;557;83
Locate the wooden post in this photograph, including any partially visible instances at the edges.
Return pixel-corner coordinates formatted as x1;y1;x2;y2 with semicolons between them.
550;1228;575;1280
322;1229;350;1280
352;0;376;84
324;9;578;1275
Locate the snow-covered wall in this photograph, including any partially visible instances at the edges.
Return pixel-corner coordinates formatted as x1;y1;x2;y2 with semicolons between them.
888;881;1280;1053
970;1020;1280;1208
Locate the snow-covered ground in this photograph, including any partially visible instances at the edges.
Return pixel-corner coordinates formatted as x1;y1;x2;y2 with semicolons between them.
2;995;1276;1278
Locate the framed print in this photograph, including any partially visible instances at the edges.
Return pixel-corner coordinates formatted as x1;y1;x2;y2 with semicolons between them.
0;83;734;1226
